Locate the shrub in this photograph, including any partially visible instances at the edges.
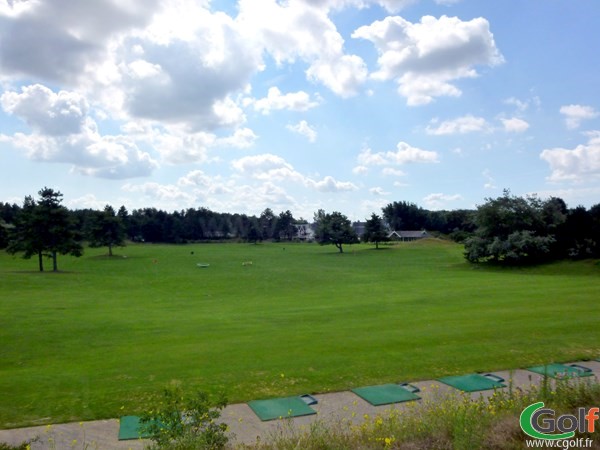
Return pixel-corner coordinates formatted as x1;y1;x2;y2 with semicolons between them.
140;383;228;450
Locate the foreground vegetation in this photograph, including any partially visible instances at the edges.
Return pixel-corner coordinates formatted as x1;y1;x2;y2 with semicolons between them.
247;377;600;450
1;240;599;429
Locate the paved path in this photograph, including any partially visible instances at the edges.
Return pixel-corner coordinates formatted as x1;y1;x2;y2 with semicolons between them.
1;361;598;449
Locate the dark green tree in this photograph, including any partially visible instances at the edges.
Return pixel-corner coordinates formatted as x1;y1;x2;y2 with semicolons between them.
259;208;276;240
8;188;83;271
362;213;388;249
464;190;564;264
7;195;46;270
314;210;358;253
274;210;295;241
88;205;126;256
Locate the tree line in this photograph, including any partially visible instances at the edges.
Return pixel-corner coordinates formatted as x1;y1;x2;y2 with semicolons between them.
1;187;599;270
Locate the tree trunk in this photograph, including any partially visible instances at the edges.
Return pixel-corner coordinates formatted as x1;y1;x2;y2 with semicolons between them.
336;243;344;253
52;251;58;272
108;244;113;257
38;251;44;272
375;241;379;250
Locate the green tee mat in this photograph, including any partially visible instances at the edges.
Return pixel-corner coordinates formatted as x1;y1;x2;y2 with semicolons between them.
437;373;506;392
527;363;594;379
247;395;317;421
118;415;155;440
351;383;421;406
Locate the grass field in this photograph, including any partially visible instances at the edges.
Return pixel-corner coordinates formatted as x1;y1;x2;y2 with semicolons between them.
1;240;599;429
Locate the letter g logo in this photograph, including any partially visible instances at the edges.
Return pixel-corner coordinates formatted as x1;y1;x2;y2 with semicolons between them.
520;402;575;440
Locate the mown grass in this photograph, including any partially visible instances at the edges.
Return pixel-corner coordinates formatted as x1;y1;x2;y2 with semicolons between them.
1;240;599;428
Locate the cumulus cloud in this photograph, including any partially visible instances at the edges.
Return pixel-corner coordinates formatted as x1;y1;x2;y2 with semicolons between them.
1;84;88;136
216;128;259;148
426;115;490;135
122;181;195;204
0;0;160;83
232;153;304;182
0;84;158;178
237;0;367;97
423;192;463;209
540;132;600;182
358;141;439;166
501;117;530;133
560;104;599;130
286;120;317;142
151;130;215;164
232;153;356;191
307;175;358;192
253;87;319;114
369;186;390;196
353;15;503;105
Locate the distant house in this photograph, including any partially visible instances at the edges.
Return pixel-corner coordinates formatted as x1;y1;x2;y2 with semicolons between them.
293;223;315;241
387;230;432;241
352;221;367;238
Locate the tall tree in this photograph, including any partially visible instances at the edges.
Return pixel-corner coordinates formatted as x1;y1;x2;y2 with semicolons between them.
362;213;388;249
464;190;564;264
314;210;358;253
8;188;83;271
274;210;295;241
88;205;126;256
7;195;45;271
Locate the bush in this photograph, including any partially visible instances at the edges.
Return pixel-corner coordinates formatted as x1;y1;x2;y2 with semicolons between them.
140;383;228;450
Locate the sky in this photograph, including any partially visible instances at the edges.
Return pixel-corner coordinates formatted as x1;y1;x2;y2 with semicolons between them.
0;0;599;221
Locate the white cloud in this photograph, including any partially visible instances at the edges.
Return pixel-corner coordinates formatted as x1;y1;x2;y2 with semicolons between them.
352;165;369;175
382;167;406;176
177;170;212;188
307;175;358;192
0;84;159;178
305;54;368;98
358;142;439;165
501;117;529;133
122;181;195;205
560;104;599;130
237;0;367;97
286;120;317;143
151;130;215;164
1;84;89;136
353;15;503;105
426;115;490;135
253;87;319;114
232;153;306;183
540;131;600;182
66;193;113;211
216;128;259;148
482;168;497;189
423;192;463;209
0;0;160;84
504;95;540;113
369;186;390;196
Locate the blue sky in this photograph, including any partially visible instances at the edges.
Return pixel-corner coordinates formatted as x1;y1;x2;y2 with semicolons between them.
0;0;599;220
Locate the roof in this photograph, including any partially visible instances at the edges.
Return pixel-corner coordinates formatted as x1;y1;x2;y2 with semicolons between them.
388;230;431;238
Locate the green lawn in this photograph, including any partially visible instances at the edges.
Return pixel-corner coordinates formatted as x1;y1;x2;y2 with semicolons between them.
1;240;599;428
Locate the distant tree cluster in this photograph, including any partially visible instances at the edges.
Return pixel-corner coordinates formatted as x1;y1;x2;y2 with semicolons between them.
0;189;306;270
382;200;477;241
464;190;600;263
1;187;599;269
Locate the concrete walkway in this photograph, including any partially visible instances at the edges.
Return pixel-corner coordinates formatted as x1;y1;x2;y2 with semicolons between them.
1;361;598;449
